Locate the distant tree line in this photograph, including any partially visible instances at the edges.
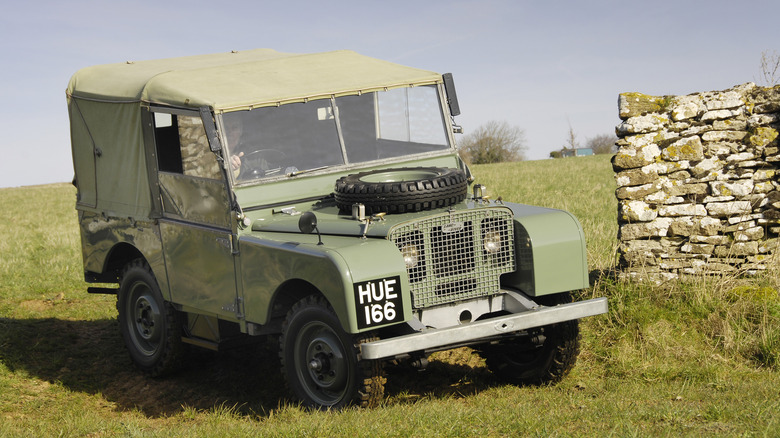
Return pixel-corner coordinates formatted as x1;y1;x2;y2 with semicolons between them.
457;121;527;164
455;119;616;163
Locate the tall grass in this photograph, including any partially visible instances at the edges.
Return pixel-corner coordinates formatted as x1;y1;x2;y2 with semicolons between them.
0;184;112;320
1;157;778;437
471;156;618;271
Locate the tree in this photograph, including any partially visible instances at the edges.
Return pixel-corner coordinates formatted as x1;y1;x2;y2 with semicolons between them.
758;50;780;86
564;123;578;150
458;121;527;164
586;133;618;155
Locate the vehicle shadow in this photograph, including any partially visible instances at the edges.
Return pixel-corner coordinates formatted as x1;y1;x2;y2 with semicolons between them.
588;268;620;287
0;317;496;417
383;349;495;404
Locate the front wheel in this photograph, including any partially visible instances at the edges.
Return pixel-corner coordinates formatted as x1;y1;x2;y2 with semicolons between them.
279;295;385;409
117;259;184;377
480;293;581;385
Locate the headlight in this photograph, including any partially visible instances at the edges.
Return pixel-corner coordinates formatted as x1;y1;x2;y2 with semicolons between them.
401;244;419;268
483;231;502;254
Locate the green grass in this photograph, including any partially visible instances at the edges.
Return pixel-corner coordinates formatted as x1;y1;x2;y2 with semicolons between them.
471;156;619;271
1;155;779;437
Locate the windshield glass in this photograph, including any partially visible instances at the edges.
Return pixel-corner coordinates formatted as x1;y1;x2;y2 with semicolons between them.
222;85;450;183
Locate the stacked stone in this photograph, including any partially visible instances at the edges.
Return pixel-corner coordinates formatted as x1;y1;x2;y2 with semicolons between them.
614;83;780;281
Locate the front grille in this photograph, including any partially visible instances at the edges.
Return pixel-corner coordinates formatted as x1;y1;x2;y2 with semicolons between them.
430;221;475;276
389;207;516;308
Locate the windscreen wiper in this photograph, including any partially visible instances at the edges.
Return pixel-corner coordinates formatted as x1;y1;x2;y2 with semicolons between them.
287;165;331;177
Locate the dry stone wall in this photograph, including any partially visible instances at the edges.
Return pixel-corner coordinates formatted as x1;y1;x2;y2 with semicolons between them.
614;83;780;281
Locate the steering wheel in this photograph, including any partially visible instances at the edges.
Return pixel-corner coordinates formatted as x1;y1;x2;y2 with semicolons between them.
238;149;287;179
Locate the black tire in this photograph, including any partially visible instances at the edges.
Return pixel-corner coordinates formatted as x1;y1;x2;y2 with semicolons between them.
279;295;385;409
117;259;184;377
333;167;468;214
480;293;581;385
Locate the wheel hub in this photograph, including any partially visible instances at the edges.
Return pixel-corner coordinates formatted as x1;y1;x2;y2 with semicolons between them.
304;336;346;390
136;300;157;338
129;288;163;355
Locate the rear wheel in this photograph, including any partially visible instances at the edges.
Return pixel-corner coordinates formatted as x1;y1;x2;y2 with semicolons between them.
279;295;385;409
117;259;184;377
480;292;580;385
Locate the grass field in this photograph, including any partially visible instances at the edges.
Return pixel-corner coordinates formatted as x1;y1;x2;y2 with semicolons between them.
1;154;779;437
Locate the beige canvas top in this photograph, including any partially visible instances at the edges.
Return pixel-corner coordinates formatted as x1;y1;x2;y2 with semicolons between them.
67;49;442;111
68;49;445;219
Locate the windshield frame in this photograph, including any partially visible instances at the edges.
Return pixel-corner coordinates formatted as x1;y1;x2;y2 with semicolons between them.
218;83;456;187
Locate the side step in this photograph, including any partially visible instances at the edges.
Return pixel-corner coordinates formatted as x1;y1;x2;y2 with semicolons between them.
182;336;220;351
87;286;119;294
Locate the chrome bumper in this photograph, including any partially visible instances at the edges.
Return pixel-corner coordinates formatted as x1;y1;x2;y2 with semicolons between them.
360;297;608;360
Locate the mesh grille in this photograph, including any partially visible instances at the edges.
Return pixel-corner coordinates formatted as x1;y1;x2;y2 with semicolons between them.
431;221;475;276
389;208;516;308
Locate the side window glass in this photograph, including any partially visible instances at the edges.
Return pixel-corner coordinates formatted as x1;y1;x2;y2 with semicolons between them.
153;113;222;180
178;116;222;180
154;113;183;173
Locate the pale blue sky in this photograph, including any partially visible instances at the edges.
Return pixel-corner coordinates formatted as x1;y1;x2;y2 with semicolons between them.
1;0;778;187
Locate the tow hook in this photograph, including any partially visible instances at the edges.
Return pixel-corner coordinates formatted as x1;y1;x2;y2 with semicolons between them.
410;356;429;370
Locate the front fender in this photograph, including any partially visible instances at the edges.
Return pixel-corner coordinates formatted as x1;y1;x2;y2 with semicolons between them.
238;233;411;333
502;202;589;296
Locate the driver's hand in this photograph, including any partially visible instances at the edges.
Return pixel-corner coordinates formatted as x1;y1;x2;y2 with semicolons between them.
230;152;244;170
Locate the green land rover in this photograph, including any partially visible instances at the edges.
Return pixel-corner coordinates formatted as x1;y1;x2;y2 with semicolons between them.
67;49;607;409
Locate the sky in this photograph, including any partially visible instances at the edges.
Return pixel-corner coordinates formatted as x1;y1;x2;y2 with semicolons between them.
1;0;778;188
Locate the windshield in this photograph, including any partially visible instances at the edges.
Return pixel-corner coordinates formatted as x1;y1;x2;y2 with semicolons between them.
222;85;451;183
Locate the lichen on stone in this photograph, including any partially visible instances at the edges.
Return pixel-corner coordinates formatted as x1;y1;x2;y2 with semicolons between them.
618;92;675;120
746;126;779;148
616;83;780;278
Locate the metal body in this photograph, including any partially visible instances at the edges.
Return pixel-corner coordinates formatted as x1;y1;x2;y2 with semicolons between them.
68;50;606;395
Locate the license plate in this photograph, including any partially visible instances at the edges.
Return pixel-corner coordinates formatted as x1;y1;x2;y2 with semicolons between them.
353;276;403;329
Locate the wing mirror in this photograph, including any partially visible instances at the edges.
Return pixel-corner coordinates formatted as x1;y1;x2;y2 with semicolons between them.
442;73;461;117
298;211;323;245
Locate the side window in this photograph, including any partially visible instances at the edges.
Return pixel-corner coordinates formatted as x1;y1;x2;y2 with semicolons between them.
153;112;222;180
178;116;222;180
153;113;183;173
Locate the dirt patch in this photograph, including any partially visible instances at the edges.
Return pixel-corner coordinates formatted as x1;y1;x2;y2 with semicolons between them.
19;300;55;312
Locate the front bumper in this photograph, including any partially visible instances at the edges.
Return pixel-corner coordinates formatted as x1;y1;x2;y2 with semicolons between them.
359;297;608;360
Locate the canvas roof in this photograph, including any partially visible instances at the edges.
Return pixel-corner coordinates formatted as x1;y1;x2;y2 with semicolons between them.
67;49;442;112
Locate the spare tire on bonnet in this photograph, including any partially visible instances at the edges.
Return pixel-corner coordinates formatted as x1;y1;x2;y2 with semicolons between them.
333;167;468;214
